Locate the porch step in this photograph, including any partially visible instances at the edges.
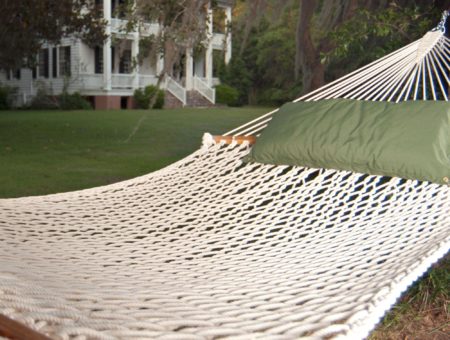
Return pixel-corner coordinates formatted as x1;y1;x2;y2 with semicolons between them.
186;91;215;108
164;90;215;108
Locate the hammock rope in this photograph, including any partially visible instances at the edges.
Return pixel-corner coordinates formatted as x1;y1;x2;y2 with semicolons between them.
1;21;450;340
226;30;450;137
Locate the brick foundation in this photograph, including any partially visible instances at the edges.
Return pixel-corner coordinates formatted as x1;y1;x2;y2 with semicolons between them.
93;96;134;110
164;91;184;109
94;96;120;110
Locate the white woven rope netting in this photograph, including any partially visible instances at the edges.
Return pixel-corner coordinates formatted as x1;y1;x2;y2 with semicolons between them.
1;22;450;340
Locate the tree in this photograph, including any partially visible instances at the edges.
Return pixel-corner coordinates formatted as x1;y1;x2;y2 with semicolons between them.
125;0;214;107
295;0;450;94
295;0;359;93
224;1;300;105
324;2;445;81
229;0;450;102
235;0;294;56
0;0;106;70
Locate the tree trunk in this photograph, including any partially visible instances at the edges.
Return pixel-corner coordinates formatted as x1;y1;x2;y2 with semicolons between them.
148;39;179;109
295;0;364;94
295;0;324;93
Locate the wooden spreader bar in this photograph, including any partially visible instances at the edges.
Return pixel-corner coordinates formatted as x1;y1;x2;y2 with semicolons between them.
213;135;256;145
0;314;52;340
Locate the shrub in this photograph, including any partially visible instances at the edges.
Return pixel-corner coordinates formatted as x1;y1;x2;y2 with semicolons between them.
221;57;252;106
28;82;58;110
256;84;302;107
215;84;240;107
29;88;58;110
30;86;92;110
0;85;17;110
58;92;92;110
133;88;148;109
29;95;59;110
134;85;165;109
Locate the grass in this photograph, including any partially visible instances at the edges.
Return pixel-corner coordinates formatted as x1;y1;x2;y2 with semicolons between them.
0;107;269;198
370;254;449;339
0;107;448;337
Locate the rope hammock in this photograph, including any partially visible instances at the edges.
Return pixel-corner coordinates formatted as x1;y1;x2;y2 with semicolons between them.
1;15;450;340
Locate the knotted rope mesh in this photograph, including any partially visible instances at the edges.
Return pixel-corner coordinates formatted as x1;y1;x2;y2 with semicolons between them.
1;142;449;339
1;24;450;340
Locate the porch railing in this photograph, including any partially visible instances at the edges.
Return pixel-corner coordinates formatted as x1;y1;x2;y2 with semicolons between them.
139;75;158;88
194;76;215;104
165;77;186;106
80;73;103;90
77;73;162;91
112;74;134;89
110;18;127;34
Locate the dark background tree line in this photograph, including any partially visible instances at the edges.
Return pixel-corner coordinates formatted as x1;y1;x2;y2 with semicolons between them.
220;0;450;106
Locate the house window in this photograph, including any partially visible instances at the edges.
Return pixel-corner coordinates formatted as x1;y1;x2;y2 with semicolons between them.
119;50;131;74
112;0;128;18
59;46;71;77
95;46;103;74
52;47;58;77
14;69;21;80
39;48;49;78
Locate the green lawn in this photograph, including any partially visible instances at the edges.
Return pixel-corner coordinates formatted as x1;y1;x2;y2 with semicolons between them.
0;107;270;198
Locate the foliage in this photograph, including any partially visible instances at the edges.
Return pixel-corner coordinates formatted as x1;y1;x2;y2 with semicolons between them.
0;0;106;70
30;83;91;110
406;254;449;310
232;0;448;101
220;57;252;106
254;23;297;89
370;254;449;339
120;0;220;106
134;85;165;109
215;84;240;106
58;92;92;110
29;83;59;110
323;3;441;81
0;85;17;110
130;1;213;77
224;5;300;106
257;86;301;107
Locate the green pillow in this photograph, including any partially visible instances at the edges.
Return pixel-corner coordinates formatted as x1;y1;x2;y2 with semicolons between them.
245;99;450;185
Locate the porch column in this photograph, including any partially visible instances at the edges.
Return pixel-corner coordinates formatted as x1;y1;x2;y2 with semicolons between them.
132;32;140;89
103;0;112;91
185;48;194;90
156;55;164;76
205;6;213;86
225;6;232;64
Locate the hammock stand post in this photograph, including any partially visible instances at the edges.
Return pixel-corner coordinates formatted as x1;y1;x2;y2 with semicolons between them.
0;314;52;340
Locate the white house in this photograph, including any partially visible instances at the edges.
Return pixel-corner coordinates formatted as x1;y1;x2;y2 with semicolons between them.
0;0;233;109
